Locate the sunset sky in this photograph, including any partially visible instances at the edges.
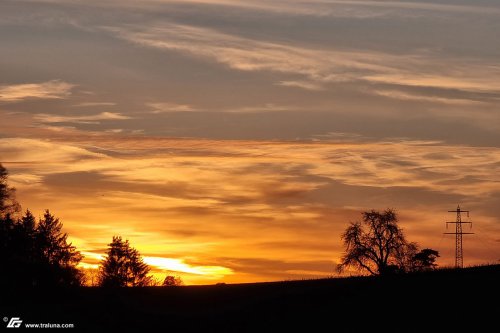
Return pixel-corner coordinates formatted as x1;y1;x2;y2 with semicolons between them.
1;0;499;284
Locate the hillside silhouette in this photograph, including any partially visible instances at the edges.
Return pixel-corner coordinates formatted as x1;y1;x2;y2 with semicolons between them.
2;264;498;332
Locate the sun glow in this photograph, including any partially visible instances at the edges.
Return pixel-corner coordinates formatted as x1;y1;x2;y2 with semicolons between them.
144;257;233;277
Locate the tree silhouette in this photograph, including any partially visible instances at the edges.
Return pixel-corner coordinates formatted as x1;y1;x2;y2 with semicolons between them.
338;209;438;275
1;209;84;287
0;164;24;286
411;248;440;272
98;236;152;287
0;164;82;287
0;214;17;280
163;275;183;286
0;163;20;217
35;210;84;286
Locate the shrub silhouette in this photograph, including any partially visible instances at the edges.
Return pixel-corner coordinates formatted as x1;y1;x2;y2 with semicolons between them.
163;275;183;286
411;248;440;271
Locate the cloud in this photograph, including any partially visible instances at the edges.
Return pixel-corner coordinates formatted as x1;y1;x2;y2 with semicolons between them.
0;80;74;102
105;129;124;133
278;80;324;91
226;103;293;113
374;89;489;106
148;102;197;113
365;72;500;94
72;102;116;107
103;23;382;83
4;136;500;282
34;112;131;124
104;22;500;95
0;138;104;167
40;0;500;18
148;102;296;113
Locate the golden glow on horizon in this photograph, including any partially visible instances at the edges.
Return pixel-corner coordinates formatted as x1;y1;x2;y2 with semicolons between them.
77;252;233;282
143;257;233;277
2;136;499;284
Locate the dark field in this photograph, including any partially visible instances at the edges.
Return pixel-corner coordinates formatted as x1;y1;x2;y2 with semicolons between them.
2;265;499;332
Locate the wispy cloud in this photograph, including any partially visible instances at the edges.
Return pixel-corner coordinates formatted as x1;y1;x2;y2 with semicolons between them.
34;112;131;124
148;102;197;113
104;23;500;94
365;71;500;94
227;103;293;113
0;80;74;102
149;101;294;114
44;0;500;18
4;136;500;282
374;89;489;106
103;23;382;84
0;138;104;164
278;80;324;91
72;102;116;107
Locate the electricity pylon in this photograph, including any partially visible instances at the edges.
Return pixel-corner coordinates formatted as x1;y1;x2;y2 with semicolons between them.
444;205;473;268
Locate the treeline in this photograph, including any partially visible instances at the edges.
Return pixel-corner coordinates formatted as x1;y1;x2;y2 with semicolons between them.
0;163;181;288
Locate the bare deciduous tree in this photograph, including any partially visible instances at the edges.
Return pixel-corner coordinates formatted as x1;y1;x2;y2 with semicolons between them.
338;209;438;275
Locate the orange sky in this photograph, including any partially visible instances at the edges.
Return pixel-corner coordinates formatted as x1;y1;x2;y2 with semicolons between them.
2;135;500;284
1;0;500;284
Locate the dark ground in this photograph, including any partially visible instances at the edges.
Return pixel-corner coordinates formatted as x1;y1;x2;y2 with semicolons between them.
1;265;499;332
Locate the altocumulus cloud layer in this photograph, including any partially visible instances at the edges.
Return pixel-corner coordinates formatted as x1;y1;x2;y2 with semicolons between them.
1;0;499;283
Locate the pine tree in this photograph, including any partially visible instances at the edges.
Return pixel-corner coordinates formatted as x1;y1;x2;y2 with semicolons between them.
0;164;83;288
19;210;36;258
98;236;152;287
36;211;80;265
0;163;20;217
34;210;84;286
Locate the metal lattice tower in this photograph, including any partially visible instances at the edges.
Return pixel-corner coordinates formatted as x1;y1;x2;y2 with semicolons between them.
444;205;474;268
